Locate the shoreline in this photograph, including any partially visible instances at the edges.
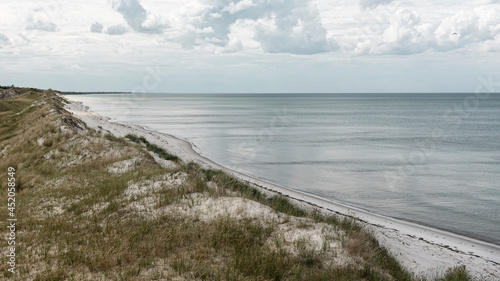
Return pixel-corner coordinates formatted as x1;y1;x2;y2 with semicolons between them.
64;97;500;280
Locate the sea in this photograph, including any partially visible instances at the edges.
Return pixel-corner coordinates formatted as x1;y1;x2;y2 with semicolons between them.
70;93;500;245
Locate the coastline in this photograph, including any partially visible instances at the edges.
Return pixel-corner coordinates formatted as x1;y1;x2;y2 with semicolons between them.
64;97;500;280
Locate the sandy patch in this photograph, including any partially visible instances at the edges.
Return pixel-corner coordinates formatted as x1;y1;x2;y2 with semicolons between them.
107;157;141;174
267;217;352;267
124;172;188;200
123;172;189;219
170;196;280;222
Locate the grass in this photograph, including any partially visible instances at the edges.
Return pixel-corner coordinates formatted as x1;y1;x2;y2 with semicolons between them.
202;167;415;280
436;266;471;281
125;133;180;162
0;87;476;280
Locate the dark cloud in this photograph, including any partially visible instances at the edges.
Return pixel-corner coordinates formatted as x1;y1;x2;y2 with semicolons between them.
90;22;104;33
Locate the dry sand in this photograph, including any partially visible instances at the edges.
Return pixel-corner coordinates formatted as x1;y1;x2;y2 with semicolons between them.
65;97;500;280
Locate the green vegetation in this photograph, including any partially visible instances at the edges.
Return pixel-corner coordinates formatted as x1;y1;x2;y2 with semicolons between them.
435;266;471;281
0;87;474;280
126;133;180;162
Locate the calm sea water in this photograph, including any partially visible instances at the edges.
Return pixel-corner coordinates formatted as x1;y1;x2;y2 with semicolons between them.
71;93;500;245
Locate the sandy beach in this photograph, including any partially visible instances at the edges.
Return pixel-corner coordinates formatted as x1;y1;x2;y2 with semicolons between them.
65;97;500;280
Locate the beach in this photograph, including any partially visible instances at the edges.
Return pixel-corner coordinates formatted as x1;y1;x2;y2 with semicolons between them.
64;96;500;280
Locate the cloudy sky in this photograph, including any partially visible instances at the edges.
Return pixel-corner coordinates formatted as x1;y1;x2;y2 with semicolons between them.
0;0;499;93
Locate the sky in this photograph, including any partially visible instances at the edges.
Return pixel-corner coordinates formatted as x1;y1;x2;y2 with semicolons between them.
0;0;499;93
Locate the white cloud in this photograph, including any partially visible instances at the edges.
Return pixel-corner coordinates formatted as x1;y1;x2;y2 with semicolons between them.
434;5;500;51
106;24;128;35
20;2;63;33
170;0;336;55
211;18;258;53
69;64;83;70
217;39;243;53
254;14;336;54
25;13;58;32
355;9;434;55
222;0;256;15
360;0;394;10
353;4;500;55
90;22;104;33
111;0;167;34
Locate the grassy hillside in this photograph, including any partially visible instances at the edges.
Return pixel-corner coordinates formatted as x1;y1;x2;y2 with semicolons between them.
0;88;469;280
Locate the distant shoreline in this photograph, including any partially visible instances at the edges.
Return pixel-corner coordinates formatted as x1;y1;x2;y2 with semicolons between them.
60;91;132;95
59;91;500;95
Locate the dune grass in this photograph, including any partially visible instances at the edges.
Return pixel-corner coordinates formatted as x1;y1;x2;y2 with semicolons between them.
125;133;180;162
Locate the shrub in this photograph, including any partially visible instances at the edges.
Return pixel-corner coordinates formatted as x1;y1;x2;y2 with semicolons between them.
125;134;180;162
